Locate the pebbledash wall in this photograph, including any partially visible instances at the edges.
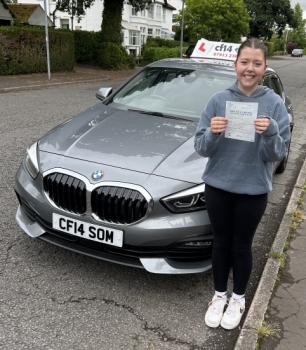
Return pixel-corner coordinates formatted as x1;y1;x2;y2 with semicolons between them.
16;0;177;56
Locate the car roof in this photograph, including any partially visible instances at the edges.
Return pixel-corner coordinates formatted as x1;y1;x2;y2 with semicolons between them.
148;58;237;75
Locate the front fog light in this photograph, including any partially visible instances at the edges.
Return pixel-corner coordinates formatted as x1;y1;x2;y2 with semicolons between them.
161;183;206;213
24;142;39;179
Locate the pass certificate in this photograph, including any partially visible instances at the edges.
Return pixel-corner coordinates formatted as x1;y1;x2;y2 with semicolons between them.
225;101;258;142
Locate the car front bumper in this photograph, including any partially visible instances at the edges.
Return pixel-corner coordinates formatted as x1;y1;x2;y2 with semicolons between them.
14;162;213;274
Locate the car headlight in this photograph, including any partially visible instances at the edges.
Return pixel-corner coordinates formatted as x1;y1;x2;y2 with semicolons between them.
24;142;39;179
161;184;206;213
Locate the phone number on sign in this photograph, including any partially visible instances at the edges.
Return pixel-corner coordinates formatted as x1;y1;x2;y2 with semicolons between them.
213;52;237;58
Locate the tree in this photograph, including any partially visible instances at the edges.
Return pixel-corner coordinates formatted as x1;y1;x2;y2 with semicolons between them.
290;3;306;48
244;0;297;40
101;0;167;45
56;0;95;19
175;0;250;43
286;42;296;53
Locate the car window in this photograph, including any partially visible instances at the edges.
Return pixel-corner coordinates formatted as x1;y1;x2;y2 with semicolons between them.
270;75;284;99
110;68;236;119
263;74;284;100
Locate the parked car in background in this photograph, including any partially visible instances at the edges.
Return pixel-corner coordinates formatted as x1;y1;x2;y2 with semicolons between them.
291;49;303;57
14;39;294;275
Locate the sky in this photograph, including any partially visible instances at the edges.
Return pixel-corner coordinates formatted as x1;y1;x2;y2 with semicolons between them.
168;0;306;19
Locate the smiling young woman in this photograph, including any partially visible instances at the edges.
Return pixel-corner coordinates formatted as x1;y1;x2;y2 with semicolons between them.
234;46;267;96
194;37;291;330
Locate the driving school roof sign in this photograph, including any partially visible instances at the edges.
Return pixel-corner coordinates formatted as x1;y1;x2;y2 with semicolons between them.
191;38;241;61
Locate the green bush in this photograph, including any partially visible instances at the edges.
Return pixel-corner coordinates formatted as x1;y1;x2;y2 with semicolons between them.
145;37;181;48
0;26;74;75
264;41;274;56
273;50;284;56
74;31;135;69
97;42;135;70
270;37;285;52
142;37;182;55
74;30;103;64
49;29;75;71
142;46;188;63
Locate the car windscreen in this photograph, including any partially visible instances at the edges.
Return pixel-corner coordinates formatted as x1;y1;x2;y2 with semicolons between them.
109;67;236;119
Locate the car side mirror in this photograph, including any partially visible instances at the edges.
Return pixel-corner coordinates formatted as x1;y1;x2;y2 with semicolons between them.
96;87;113;101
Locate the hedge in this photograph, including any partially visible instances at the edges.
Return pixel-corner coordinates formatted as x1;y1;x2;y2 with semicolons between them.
145;37;181;48
74;30;103;64
97;42;135;69
264;41;274;57
0;26;74;75
142;46;188;63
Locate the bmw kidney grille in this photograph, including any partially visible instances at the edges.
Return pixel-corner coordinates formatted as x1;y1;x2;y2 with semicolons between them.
43;172;150;225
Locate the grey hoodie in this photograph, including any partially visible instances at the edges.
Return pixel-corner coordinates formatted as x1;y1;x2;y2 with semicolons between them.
194;83;291;195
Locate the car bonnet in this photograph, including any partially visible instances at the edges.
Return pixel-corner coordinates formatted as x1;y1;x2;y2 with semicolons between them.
38;104;197;175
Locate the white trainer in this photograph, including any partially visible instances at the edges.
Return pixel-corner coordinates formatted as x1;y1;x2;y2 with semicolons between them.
204;295;228;328
221;297;245;330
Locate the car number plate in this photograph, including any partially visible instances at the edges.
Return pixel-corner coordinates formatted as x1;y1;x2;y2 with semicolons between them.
52;213;123;247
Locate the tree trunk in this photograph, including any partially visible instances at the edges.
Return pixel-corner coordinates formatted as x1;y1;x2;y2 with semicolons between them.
101;0;124;44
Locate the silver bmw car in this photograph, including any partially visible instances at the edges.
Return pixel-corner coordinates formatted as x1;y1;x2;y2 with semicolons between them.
14;57;293;274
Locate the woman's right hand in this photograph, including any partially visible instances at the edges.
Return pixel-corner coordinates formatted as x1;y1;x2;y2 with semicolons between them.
211;117;228;135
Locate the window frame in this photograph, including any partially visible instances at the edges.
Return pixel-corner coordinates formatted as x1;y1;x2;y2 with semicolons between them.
129;31;140;46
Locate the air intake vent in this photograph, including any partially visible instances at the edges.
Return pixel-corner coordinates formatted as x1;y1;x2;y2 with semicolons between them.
43;172;86;214
92;186;149;224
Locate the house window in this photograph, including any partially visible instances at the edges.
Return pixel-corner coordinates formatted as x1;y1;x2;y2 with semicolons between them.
148;4;154;19
0;19;11;26
163;8;166;22
61;19;69;29
147;28;153;36
129;31;140;45
132;7;138;16
155;29;161;37
156;5;162;20
140;27;146;45
140;9;146;17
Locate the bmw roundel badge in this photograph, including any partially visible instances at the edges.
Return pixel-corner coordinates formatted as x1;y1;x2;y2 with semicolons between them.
92;170;104;180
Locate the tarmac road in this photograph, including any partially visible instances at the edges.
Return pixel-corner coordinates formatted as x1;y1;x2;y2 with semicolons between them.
0;56;305;350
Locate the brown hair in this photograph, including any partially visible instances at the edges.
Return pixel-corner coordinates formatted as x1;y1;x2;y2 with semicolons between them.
236;37;268;62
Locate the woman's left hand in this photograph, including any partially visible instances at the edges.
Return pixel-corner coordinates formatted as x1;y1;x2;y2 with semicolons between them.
254;118;271;134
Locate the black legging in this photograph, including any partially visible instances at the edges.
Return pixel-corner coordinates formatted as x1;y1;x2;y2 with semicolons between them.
205;184;268;295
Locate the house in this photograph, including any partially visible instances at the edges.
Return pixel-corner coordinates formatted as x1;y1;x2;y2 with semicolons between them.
0;0;14;26
167;0;183;21
16;0;176;56
124;1;176;55
167;0;184;35
6;3;54;26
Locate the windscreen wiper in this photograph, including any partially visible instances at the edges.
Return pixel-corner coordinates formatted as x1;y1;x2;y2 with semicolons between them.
128;108;193;122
